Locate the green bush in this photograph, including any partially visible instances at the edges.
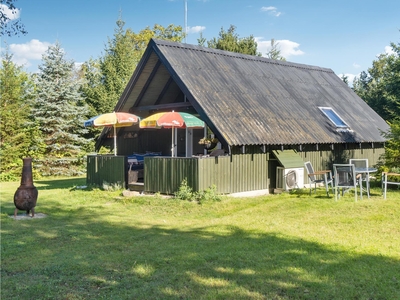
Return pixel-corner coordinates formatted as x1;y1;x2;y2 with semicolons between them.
174;179;194;201
174;179;221;203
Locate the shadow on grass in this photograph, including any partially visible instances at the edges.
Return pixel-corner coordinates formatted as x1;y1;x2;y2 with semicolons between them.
34;177;87;190
289;188;333;199
1;202;399;299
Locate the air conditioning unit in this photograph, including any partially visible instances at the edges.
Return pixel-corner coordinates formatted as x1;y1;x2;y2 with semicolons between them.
276;167;304;190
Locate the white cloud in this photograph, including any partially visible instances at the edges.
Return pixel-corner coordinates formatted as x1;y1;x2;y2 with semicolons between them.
261;6;281;17
186;26;206;34
353;63;360;68
255;38;304;59
8;39;52;67
384;45;395;56
0;4;21;22
338;73;358;86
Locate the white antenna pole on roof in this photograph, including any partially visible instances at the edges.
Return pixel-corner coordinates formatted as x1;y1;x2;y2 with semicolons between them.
184;0;187;43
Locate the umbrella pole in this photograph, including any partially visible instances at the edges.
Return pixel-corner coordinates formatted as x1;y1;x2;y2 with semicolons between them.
171;126;174;157
114;125;117;156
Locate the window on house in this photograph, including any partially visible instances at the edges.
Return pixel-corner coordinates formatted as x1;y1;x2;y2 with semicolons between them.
319;107;348;128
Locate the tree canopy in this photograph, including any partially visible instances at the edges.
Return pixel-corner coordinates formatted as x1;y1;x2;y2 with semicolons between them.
353;40;400;123
265;39;286;61
31;41;89;176
353;35;400;170
80;19;185;118
0;50;37;180
206;25;261;56
0;0;27;36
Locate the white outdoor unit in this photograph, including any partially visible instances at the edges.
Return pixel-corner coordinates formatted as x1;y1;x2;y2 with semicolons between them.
276;167;305;191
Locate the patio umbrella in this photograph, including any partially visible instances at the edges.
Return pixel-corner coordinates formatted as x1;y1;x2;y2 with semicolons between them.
139;111;204;157
84;112;140;156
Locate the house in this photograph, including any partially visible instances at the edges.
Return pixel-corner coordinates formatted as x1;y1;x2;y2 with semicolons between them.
88;38;389;195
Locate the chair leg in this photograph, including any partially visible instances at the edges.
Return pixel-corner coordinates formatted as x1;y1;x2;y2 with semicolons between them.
325;182;329;197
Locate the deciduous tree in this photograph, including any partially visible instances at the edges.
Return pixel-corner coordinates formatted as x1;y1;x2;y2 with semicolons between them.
353;40;400;122
0;0;27;36
354;36;400;169
80;18;185;118
0;50;40;180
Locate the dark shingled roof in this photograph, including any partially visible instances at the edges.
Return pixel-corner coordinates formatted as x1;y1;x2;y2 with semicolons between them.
114;38;389;147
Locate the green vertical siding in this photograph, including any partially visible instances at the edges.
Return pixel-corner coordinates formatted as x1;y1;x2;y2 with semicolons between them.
86;145;385;195
144;157;198;194
198;156;232;193
86;155;127;187
144;148;269;195
299;146;384;175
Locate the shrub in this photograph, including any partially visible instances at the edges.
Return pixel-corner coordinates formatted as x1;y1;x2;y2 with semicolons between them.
174;179;221;203
174;179;194;201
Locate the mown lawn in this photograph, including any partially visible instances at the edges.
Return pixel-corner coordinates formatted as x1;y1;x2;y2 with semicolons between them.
1;177;399;299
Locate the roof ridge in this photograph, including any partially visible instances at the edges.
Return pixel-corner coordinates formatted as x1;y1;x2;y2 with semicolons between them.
152;38;335;74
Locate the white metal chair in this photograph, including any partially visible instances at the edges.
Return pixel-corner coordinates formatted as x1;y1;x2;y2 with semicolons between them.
349;159;371;198
304;161;333;197
333;164;358;201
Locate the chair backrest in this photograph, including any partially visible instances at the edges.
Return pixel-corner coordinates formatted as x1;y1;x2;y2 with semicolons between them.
333;164;357;188
304;161;316;181
349;159;368;169
210;149;225;157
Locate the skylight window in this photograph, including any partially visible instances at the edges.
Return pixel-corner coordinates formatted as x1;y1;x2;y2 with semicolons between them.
319;107;348;128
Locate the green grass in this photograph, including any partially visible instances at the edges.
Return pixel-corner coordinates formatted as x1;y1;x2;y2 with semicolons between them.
1;178;400;299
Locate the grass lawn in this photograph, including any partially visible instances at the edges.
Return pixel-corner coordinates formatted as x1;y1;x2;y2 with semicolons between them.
1;177;400;299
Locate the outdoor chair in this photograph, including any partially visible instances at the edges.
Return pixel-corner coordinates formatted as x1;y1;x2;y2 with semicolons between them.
349;158;372;198
333;164;358;201
304;161;334;197
210;149;225;157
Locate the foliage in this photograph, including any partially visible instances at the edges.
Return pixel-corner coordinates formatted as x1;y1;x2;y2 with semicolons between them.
353;37;400;123
0;0;27;36
174;178;221;203
0;50;43;180
198;137;219;145
1;178;399;299
102;180;123;191
196;184;221;203
341;74;349;85
207;25;261;56
30;41;89;176
174;178;194;201
379;119;400;169
80;18;185;119
353;35;400;171
265;38;286;61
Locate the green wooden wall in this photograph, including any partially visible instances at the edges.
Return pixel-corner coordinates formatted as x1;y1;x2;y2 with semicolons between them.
144;147;269;195
86;144;385;195
86;155;127;187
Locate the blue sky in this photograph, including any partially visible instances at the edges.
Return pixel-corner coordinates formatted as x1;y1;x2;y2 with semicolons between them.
1;0;399;83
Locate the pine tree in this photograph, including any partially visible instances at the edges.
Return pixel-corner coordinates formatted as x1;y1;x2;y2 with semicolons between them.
266;39;286;61
207;25;261;56
31;41;89;176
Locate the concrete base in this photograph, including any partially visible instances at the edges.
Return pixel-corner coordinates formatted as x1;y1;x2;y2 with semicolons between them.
228;189;270;198
11;213;47;220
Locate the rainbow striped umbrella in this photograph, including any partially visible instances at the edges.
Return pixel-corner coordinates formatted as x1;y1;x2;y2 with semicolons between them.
84;112;139;155
140;111;204;157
